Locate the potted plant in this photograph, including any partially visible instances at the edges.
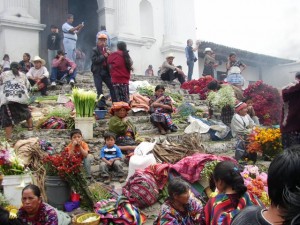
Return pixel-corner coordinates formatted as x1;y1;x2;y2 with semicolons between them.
0;141;32;207
72;88;97;139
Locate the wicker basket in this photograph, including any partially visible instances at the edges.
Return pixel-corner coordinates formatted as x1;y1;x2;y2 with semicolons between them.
72;213;100;225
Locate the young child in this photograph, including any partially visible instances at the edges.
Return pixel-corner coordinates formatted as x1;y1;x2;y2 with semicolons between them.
245;97;260;125
99;132;124;184
2;54;11;72
65;129;92;178
150;85;177;135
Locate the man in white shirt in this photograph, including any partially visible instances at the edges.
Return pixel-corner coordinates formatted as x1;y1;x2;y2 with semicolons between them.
62;14;84;62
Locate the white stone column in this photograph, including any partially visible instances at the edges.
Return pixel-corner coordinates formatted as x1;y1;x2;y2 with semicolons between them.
114;0;128;34
97;0;115;33
163;0;177;44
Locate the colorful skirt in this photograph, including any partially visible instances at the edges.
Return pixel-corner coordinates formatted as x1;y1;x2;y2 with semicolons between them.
0;102;31;128
150;112;173;128
113;83;129;103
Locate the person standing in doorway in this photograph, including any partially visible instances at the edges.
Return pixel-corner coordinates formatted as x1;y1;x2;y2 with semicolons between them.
185;39;199;81
91;34;116;109
47;25;62;72
62;14;84;62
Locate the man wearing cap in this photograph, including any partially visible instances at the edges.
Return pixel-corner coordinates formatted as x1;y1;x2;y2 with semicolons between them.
185;39;199;81
50;50;77;87
159;54;185;84
91;34;116;109
62;14;84;62
96;25;111;48
26;56;49;96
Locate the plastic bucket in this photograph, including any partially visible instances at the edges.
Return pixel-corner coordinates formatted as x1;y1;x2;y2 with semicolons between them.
71;192;80;202
45;176;71;210
94;110;107;120
75;117;94;139
2;174;32;207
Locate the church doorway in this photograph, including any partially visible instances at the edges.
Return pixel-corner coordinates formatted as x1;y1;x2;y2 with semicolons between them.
40;0;99;70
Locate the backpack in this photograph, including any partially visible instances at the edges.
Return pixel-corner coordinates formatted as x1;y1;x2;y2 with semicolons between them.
122;170;159;209
3;79;29;104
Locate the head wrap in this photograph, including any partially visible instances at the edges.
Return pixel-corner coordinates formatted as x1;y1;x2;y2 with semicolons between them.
235;102;248;113
109;102;131;115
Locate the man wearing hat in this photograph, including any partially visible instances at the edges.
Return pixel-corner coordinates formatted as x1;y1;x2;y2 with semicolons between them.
50;50;77;87
26;56;49;96
203;47;217;77
91;33;116;109
159;53;185;84
62;14;84;62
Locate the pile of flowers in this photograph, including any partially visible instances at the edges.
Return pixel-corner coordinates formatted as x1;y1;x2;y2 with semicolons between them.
241;165;269;206
0;141;27;175
181;76;214;100
43;149;94;209
244;81;282;126
206;85;236;109
247;127;283;159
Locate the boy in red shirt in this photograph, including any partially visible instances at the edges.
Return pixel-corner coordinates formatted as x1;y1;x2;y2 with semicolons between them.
65;129;92;178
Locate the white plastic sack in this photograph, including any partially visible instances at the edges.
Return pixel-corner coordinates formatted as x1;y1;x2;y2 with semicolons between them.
126;154;157;181
129;80;152;94
184;116;210;134
134;141;156;156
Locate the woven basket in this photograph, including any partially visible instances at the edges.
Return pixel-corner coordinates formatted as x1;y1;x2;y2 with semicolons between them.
72;213;100;225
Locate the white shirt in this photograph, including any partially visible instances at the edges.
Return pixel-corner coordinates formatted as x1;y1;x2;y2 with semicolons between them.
62;22;77;41
26;66;49;79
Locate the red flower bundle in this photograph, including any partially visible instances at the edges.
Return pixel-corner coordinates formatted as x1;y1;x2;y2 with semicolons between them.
244;80;282;126
43;150;83;177
181;76;214;100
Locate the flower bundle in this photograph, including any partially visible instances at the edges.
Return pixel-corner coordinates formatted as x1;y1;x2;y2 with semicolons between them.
206;85;236;109
244;81;282;126
241;165;269;206
43;150;94;209
181;76;214;100
0;141;27;175
72;88;97;117
247;127;283;158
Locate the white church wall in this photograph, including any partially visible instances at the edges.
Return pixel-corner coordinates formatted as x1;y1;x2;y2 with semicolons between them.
0;0;45;62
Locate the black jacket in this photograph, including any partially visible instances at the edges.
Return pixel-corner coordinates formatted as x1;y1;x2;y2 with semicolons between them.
90;47;108;75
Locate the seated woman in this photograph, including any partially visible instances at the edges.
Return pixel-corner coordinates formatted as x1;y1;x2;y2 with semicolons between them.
232;145;300;225
202;161;263;225
154;178;203;225
150;85;177;135
230;101;255;138
108;102;139;152
18;184;58;225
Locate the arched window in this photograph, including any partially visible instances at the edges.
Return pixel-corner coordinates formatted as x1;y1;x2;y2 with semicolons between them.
139;0;154;37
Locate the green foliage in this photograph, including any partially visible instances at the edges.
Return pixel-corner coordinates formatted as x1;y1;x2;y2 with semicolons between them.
200;160;220;180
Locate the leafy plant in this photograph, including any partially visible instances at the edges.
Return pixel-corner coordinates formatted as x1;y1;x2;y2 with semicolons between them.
0;193;9;208
207;85;236;109
89;183;112;202
200;160;219;180
72;88;97;117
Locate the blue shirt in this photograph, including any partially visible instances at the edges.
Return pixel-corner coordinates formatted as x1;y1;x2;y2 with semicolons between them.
100;144;122;160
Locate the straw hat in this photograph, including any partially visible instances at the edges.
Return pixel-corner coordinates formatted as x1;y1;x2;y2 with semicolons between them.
166;53;175;59
203;47;212;53
32;56;46;66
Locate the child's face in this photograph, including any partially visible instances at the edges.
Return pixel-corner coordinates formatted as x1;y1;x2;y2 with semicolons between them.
72;133;82;143
116;108;127;118
246;100;253;107
155;88;164;96
105;137;115;148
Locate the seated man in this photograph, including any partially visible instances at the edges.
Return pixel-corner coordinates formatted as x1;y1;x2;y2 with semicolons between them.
159;53;185;84
50;50;77;87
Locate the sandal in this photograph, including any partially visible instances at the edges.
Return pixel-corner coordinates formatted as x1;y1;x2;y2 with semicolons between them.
28;127;34;131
